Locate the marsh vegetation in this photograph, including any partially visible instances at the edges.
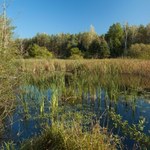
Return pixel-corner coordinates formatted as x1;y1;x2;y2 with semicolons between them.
1;59;150;149
0;1;150;149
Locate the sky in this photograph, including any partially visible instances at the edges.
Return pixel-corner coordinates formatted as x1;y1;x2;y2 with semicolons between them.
3;0;150;38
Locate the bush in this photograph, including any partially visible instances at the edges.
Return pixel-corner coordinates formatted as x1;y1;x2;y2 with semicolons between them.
28;44;54;58
128;44;150;59
69;47;83;59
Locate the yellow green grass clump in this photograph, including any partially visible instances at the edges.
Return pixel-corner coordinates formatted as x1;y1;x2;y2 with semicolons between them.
21;122;118;150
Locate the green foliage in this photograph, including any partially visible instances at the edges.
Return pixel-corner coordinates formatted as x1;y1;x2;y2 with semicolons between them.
89;38;101;58
69;47;83;59
28;44;54;58
13;23;149;59
105;23;124;57
88;38;110;58
14;22;150;59
128;43;150;59
110;111;150;148
100;40;110;58
33;33;50;47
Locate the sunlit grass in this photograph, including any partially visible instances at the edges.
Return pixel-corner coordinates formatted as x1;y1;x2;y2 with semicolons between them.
20;58;150;78
20;118;119;150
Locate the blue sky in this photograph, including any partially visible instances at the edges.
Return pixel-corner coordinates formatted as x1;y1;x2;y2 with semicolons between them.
4;0;150;38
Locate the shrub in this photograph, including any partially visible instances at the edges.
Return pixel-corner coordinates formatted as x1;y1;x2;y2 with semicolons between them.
69;47;83;59
28;44;54;58
128;44;150;59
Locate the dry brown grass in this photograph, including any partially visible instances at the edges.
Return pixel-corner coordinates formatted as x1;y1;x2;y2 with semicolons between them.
20;58;150;78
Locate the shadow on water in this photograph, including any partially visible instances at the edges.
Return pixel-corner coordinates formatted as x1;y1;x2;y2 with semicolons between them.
1;74;150;149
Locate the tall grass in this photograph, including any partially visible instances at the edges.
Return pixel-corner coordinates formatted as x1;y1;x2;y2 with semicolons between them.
20;58;150;78
21;59;150;105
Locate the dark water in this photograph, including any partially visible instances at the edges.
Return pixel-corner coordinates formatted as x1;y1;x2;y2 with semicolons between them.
1;85;150;149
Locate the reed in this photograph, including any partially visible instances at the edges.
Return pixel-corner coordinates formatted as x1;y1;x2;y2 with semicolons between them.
20;58;150;78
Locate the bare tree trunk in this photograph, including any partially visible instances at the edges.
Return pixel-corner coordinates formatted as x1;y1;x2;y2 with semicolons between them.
1;0;6;49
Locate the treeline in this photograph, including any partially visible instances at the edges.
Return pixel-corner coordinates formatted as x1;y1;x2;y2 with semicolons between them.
16;23;150;59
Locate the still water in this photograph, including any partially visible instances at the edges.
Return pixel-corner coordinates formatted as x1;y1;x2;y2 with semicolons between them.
1;83;150;149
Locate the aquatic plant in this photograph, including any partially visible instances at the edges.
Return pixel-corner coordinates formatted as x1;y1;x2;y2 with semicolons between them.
109;110;150;149
20;116;119;150
50;90;59;124
1;141;15;150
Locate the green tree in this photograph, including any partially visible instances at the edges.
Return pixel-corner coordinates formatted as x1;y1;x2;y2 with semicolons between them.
32;33;51;48
89;38;101;58
79;25;98;52
136;25;147;43
89;38;110;58
128;25;138;45
100;40;110;58
145;24;150;44
105;23;124;57
123;22;129;55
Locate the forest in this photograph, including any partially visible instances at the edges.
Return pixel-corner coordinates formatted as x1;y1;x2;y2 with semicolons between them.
16;23;150;59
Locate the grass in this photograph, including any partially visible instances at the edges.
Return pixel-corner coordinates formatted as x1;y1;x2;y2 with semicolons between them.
20;121;119;150
20;58;150;78
20;58;150;104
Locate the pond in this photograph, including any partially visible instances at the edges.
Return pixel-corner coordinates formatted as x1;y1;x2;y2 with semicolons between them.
1;74;150;149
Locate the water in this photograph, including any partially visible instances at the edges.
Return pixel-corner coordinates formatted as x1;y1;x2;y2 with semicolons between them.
1;82;150;149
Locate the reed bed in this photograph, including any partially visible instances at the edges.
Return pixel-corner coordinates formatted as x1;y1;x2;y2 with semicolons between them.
20;58;150;96
20;58;150;78
19;58;150;104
